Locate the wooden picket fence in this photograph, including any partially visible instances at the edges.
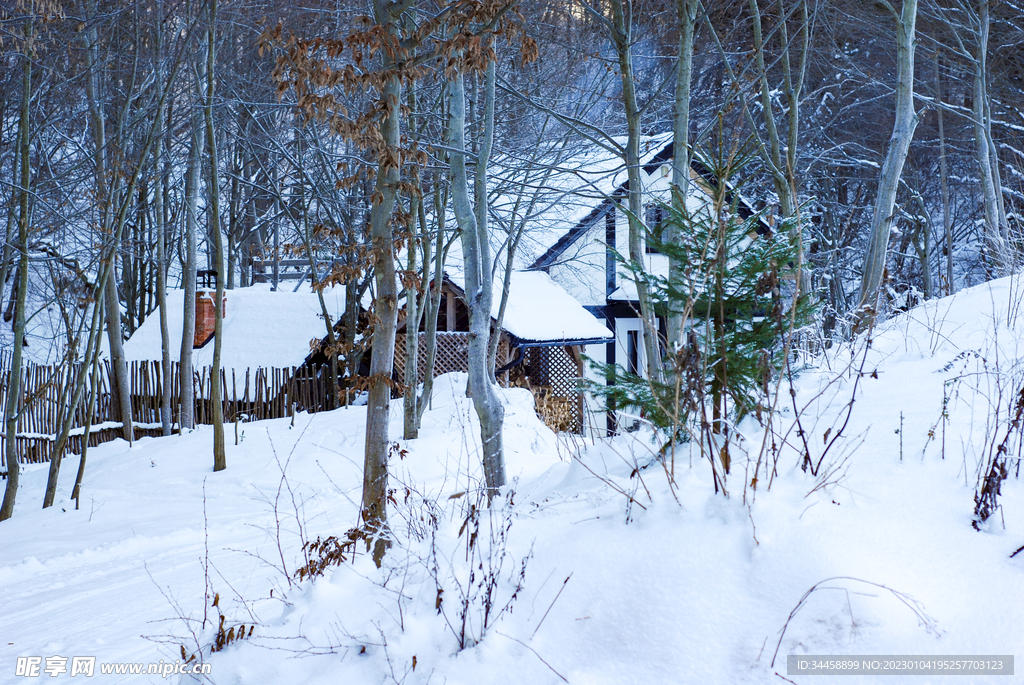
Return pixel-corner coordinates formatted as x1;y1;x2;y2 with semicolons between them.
0;349;332;469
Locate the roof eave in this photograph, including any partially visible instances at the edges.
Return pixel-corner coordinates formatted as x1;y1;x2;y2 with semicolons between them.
507;335;614;348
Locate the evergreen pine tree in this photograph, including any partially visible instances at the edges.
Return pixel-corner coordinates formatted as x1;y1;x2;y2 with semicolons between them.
590;140;814;481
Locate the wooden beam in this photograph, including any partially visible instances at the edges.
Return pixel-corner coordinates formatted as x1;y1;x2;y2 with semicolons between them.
569;344;585;436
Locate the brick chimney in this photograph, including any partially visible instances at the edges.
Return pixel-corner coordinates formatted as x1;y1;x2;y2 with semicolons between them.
193;290;225;349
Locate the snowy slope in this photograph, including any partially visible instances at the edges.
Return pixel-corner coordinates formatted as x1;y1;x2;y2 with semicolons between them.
2;278;1024;684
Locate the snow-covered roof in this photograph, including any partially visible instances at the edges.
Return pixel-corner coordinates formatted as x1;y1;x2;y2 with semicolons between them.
488;133;674;270
446;270;612;345
499;271;612;344
494;137;771;276
118;284;346;372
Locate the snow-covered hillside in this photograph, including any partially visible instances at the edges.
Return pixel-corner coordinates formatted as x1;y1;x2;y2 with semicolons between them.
3;278;1024;684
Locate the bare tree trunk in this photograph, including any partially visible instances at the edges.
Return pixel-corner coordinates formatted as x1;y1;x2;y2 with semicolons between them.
360;0;413;566
154;0;173;436
402;233;421;440
0;102;20;300
909;183;934;299
103;271;133;442
1;46;32;522
474;57;507;388
935;50;954;294
179;117;201;431
447;56;506;501
81;0;133;442
43;284;107;508
973;0;1009;274
749;0;796;219
609;0;662;380
203;0;226;472
668;0;698;348
299;209;340;412
855;0;919;332
403;83;426;440
416;181;448;427
401;187;429;439
748;0;810;294
72;319;104;505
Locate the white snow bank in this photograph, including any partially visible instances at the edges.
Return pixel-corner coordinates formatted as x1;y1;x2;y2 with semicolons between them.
0;373;562;683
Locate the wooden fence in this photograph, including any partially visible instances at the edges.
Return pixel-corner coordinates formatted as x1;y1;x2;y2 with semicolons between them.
1;333;585;470
0;350;332;469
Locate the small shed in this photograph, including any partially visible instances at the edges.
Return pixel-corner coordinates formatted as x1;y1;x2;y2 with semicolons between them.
396;270;613;433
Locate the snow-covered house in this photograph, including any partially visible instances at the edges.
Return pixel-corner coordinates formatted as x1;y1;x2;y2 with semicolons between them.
113;284;352;422
499;135;769;435
117;269;611;431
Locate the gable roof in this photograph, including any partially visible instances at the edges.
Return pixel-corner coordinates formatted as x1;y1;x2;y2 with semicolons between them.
528;196;618;273
486;133;673;271
527;140;771;272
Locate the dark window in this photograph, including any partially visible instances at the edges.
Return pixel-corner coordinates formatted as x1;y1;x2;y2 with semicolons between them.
645;204;668;254
627;329;639;375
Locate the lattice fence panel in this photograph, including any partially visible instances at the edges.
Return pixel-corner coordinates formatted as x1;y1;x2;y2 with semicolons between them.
518;346;583;434
394;332;510;385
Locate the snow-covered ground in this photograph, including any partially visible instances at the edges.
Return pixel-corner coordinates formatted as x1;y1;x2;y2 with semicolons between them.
3;278;1024;684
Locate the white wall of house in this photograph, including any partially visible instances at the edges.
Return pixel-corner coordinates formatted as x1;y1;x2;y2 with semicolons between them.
578;340;607;438
545;222;607;307
545;162;678;304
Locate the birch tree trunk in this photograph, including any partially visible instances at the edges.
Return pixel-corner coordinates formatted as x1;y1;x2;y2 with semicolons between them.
972;0;1009;275
475;56;500;387
203;0;227;472
447;57;506;501
668;0;698;348
179;117;201;431
935;50;954;294
854;0;919;332
0;43;32;522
